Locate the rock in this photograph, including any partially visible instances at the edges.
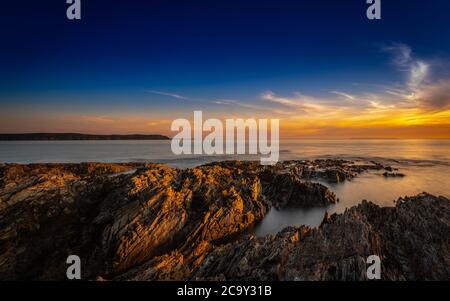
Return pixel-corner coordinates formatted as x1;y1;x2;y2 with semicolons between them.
0;162;441;282
286;159;395;183
260;171;337;208
0;162;274;279
206;159;396;184
0;163;146;280
187;193;450;281
383;172;406;178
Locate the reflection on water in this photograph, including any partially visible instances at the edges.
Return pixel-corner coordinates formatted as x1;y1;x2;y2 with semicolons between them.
329;165;450;210
0;139;449;236
254;163;450;237
280;139;450;163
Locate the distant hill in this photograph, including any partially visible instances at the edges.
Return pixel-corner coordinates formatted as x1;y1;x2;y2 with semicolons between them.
0;133;170;141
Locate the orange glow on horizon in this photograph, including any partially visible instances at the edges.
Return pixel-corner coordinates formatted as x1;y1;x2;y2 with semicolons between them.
1;102;449;139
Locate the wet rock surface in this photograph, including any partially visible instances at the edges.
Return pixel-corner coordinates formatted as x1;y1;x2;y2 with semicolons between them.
121;193;450;281
0;161;448;281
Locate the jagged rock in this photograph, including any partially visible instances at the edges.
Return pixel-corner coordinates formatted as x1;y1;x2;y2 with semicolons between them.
259;171;337;208
284;159;395;183
0;162;440;282
2;161;334;280
188;193;450;281
205;159;395;184
0;163;271;279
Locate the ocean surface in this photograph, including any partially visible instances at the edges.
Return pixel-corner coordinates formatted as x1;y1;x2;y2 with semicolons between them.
1;139;449;236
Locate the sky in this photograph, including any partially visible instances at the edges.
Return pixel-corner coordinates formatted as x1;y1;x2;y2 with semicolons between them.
1;0;450;138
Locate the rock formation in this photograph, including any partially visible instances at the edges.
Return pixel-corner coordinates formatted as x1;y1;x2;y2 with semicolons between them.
0;161;448;281
188;193;450;281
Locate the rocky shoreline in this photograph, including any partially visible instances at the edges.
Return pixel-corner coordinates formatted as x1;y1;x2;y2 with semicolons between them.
0;161;448;281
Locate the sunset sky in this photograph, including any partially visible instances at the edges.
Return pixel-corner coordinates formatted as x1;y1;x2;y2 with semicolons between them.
1;0;450;138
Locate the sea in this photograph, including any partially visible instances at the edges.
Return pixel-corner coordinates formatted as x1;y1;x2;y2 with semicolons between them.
1;139;449;236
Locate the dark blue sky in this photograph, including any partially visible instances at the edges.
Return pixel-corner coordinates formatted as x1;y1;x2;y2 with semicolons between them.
1;0;450;136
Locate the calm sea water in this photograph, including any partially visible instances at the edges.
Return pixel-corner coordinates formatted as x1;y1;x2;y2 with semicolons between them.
0;139;449;236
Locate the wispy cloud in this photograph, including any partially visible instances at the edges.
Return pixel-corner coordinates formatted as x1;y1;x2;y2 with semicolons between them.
383;43;413;69
144;90;191;100
262;90;360;113
262;91;299;107
142;43;449;138
382;43;449;110
368;101;396;110
250;43;450;138
330;91;358;103
382;43;430;94
409;61;430;89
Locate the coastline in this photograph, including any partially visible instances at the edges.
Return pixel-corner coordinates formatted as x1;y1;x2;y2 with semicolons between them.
0;133;170;141
0;160;449;281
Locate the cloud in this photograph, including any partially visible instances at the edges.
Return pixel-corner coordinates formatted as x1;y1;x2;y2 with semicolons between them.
330;91;358;103
369;101;395;110
411;80;450;110
257;42;450;133
383;43;430;89
261;91;335;114
260;91;362;121
147;42;449;136
383;43;413;69
144;90;190;100
215;42;449;123
261;91;303;108
380;43;450;111
409;61;430;89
